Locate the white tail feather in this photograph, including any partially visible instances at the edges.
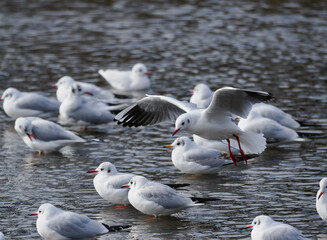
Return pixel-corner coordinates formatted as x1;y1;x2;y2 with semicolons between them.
229;132;266;154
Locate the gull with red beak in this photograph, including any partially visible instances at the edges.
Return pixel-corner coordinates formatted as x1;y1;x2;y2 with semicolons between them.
316;177;327;221
0;87;60;119
99;63;151;91
115;87;272;165
246;215;306;240
31;203;130;240
14;117;85;154
87;162;136;205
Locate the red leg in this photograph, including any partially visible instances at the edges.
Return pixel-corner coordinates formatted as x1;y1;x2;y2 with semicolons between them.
226;139;237;166
114;204;127;210
233;134;247;164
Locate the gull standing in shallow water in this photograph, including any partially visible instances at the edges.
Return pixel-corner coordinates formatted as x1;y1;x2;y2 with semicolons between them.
164;136;231;174
15;117;85;154
246;215;306;240
316;177;327;221
122;176;216;218
87;162;136;205
0;87;60;119
115;87;272;165
98;63;151;91
31;203;130;240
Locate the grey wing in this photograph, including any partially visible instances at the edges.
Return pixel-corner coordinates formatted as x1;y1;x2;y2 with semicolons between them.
16;93;60;112
205;87;272;118
32;119;81;141
185;149;225;167
48;212;105;238
262;225;306;240
115;95;197;127
141;183;192;209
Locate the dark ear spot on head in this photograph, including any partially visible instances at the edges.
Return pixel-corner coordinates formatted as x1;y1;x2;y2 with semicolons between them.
187;119;190;123
72;88;75;93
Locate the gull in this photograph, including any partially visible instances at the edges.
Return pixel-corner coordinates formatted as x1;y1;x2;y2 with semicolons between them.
0;87;60;119
246;215;306;240
87;162;136;205
316;177;327;221
52;76;115;103
59;83;115;126
31;203;130;240
190;83;214;108
115;87;272;165
238;111;299;142
164;136;231;174
15;117;85;154
98;63;151;91
0;232;4;240
122;176;213;218
189;83;300;129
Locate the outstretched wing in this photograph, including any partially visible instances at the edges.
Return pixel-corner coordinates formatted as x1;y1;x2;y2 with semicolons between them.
205;87;272;118
114;95;197;127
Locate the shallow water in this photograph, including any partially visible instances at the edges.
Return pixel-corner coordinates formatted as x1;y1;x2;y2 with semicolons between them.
0;0;327;239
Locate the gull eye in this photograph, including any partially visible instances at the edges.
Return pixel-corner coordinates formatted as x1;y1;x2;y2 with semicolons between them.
100;168;104;171
39;210;41;213
181;122;185;126
130;181;133;185
254;221;257;225
78;86;81;92
177;142;180;146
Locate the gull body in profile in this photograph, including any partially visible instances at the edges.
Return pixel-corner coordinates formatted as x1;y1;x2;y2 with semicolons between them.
15;117;85;154
99;63;151;91
247;215;306;240
122;176;206;218
316;177;327;221
115;87;272;165
31;203;130;240
87;162;136;205
165;136;231;174
0;87;60;119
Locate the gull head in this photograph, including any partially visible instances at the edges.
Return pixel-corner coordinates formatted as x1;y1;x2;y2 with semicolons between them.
123;176;148;189
132;63;150;77
318;177;327;200
54;76;75;89
193;83;212;99
247;215;274;230
168;136;192;149
31;203;58;219
87;162;118;176
15;117;34;141
173;114;191;136
1;87;20;101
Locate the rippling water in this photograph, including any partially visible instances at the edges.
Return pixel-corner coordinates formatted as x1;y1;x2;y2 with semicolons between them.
0;0;327;239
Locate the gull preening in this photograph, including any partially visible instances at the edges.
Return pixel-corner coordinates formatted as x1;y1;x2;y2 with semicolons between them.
15;117;85;154
115;87;272;165
31;203;130;240
122;176;206;218
316;177;327;221
87;162;136;205
99;63;151;91
165;136;231;174
53;76;115;103
247;215;306;240
59;83;115;126
0;87;60;119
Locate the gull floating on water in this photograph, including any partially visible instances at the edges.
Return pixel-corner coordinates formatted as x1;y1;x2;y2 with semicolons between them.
99;63;151;91
0;87;60;119
122;176;217;217
246;215;306;240
31;203;130;240
87;162;136;205
316;177;327;221
15;117;85;154
165;136;231;174
52;76;115;103
59;83;115;126
115;87;272;165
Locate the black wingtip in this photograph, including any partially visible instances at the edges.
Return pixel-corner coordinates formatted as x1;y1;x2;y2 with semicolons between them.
190;197;220;203
102;223;132;232
165;183;190;189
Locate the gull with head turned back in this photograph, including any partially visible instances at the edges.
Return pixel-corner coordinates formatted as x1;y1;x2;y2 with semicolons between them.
115;87;272;165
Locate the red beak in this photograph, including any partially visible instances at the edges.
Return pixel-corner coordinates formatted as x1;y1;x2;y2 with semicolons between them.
121;184;130;188
246;225;253;229
145;71;151;75
84;91;93;96
27;133;36;141
189;89;194;93
172;129;179;136
318;192;324;200
30;212;38;216
87;169;98;173
0;98;3;101
52;84;57;88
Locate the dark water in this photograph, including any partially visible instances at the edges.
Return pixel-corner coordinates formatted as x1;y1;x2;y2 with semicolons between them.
0;0;327;239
